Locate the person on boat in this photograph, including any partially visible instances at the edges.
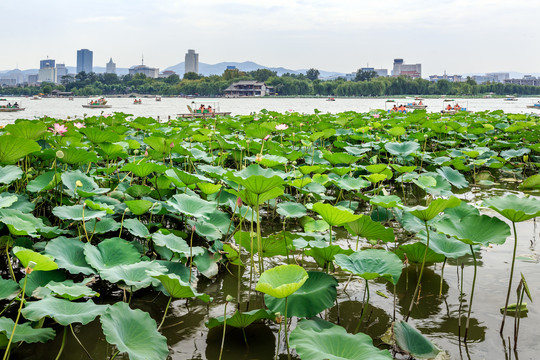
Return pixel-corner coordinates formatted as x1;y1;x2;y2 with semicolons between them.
454;104;461;111
447;104;452;111
199;105;205;113
208;106;213;113
13;102;18;108
419;101;423;105
7;103;11;108
392;105;398;112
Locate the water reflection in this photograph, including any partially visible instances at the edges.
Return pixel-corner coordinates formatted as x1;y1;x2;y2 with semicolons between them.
205;323;275;360
328;301;392;340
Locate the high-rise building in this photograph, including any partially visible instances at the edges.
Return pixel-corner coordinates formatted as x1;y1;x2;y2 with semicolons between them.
185;49;199;74
106;58;116;74
56;63;68;83
40;59;55;69
392;58;421;78
77;49;93;73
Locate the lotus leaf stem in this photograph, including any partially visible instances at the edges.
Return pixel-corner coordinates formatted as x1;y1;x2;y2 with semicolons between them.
109;350;120;360
500;221;518;334
405;220;430;322
158;296;173;331
355;279;370;333
5;243;15;281
284;296;291;360
54;327;67;360
69;324;94;360
218;301;228;360
2;274;27;360
464;245;477;341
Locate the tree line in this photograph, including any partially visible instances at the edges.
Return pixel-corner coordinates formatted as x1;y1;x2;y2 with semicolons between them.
1;68;540;97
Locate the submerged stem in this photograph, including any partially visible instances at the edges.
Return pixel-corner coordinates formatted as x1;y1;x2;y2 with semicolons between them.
464;245;477;341
406;220;430;322
500;221;518;334
2;274;27;360
219;301;228;360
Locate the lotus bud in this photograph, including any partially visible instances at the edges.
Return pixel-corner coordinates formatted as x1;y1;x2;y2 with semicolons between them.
144;149;149;157
56;150;65;159
275;313;283;323
292;161;297;166
246;139;251;144
75;180;83;187
255;153;263;162
225;295;234;302
192;224;196;232
170;142;174;148
25;260;37;274
236;197;242;207
264;135;271;141
134;149;140;155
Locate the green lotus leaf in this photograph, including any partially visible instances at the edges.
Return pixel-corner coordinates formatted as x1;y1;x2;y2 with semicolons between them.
100;302;169;360
44;279;98;300
0;211;38;237
22;296;107;325
289;177;313;189
99;261;167;291
61;170;107;198
85;218;121;234
393;320;442;359
255;264;309;299
123;218;150;238
0;278;19;300
312;203;361;227
0;316;55;344
4;120;47;140
52;205;107;221
365;164;388;174
0;165;23;185
126;185;152;198
27;171;62;193
369;195;403;209
167;194;216;220
387;126;406;137
205;308;275;330
45;236;95;275
57;147;98;165
166;168;211;186
0;194;17;209
322;151;359;165
335;176;370;191
417;230;476;259
396;242;446;265
519;174;540;190
413;175;437;188
385;141;420;157
121;161;167;177
79;127;121;143
13;246;58;271
404;196;461;221
150;273;210;302
125;199;154;215
228;164;285;195
482;195;540;222
234;231;294;258
435;214;510;246
152;231;204;257
144;136;174;154
197;182;222;195
298;165;321;175
239;187;284;207
0;135;41;165
436;166;469;189
365;173;387;184
442;202;480;221
277;202;307;218
334;249;402;285
193;249;220;278
84;238;140;271
23;270;67;294
305;241;353;267
289;318;392;360
264;271;338;318
304;219;331;233
390;164;417;173
345;215;394;243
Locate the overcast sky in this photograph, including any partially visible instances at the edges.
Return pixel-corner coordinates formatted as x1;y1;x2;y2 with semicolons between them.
1;0;539;76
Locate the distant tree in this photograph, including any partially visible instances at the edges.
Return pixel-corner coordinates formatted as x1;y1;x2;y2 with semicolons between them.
306;68;320;81
164;74;181;84
250;68;277;82
355;70;377;82
41;84;52;94
55;84;65;92
183;72;200;80
436;79;452;94
75;71;87;82
222;68;245;80
466;76;477;86
102;73;120;85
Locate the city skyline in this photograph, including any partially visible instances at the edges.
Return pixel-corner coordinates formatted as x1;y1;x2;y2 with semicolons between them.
1;0;539;76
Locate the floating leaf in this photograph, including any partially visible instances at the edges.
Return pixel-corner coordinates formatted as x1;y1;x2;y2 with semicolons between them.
393;321;442;359
22;297;107;325
334;249;402;285
256;264;308;299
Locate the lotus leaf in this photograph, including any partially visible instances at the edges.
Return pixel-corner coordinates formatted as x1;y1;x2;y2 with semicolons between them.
45;236;95;275
206;308;275;329
404;196;461;221
0;278;19;300
345;215;394;243
100;261;167;291
393;320;442;359
482;195;540;222
52;205;107;221
44;279;98;300
256;264;308;298
0;165;23;185
13;246;58;271
435;214;510;246
312;203;361;227
0;317;55;344
334;249;402;285
0;135;41;165
22;297;107;325
150;273;210;302
167;193;216;219
84;238;140;271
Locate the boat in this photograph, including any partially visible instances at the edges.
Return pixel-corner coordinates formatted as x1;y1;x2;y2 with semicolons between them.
406;99;427;110
68;97;74;101
326;97;335;101
31;95;42;100
526;102;540;109
177;101;231;118
155;96;162;102
441;99;471;114
0;102;24;112
504;96;518;101
0;98;7;101
133;99;142;105
82;98;112;109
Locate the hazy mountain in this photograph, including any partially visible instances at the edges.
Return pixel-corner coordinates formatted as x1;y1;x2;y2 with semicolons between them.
165;61;345;78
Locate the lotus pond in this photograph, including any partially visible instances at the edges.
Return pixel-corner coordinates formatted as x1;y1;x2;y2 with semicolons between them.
1;109;540;360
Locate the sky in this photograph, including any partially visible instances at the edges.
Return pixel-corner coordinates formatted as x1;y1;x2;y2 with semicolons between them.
1;0;539;76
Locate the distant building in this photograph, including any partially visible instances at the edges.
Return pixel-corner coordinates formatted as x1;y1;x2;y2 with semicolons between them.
77;49;93;74
129;62;159;78
40;59;55;69
375;69;388;77
106;58;116;74
0;71;25;85
345;73;356;81
224;81;273;97
226;65;237;70
486;72;509;83
159;70;177;78
505;76;540;86
0;77;17;86
28;74;39;84
392;59;421;78
472;74;499;84
56;63;68;83
38;67;57;83
185;49;199;74
429;72;463;83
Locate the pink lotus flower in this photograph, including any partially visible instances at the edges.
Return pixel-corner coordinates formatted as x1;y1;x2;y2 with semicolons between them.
275;124;288;131
49;123;68;135
236;197;242;207
373;114;380;119
73;122;85;128
263;135;271;141
144;149;149;157
170;142;174;148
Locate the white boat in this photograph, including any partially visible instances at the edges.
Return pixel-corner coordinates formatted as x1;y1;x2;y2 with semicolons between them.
504;96;518;101
178;101;231;118
31;95;42;100
406;98;427;110
156;96;162;102
441;99;470;114
82;98;112;109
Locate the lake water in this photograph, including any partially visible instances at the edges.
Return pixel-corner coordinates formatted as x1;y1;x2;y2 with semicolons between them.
1;96;540;125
